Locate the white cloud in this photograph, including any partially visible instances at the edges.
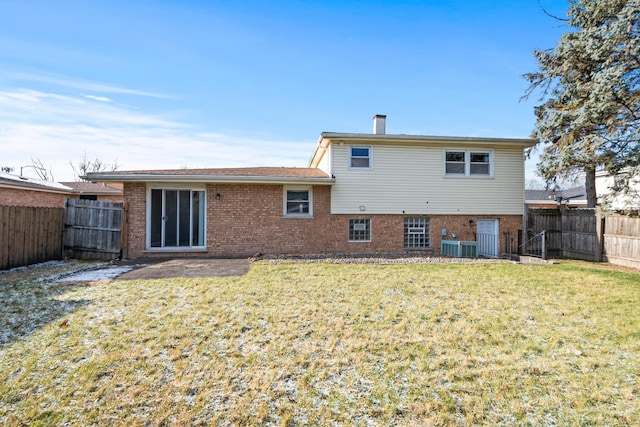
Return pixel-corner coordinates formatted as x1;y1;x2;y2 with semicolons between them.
6;71;173;99
84;94;112;102
0;88;314;181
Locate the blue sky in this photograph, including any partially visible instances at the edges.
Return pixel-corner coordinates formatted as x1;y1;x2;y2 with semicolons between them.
0;0;569;182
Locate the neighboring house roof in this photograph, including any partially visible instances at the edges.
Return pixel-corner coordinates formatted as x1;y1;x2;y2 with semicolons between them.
0;172;74;194
86;167;335;185
525;186;587;206
561;186;587;201
309;132;537;167
525;189;554;202
60;181;123;196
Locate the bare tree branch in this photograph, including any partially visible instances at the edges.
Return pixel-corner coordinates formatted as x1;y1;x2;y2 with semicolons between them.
28;158;54;181
71;151;120;181
537;0;570;22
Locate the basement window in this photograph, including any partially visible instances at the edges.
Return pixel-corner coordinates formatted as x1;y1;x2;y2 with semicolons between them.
404;217;430;249
348;218;371;242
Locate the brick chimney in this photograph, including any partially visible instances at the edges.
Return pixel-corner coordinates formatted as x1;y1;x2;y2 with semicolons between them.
373;114;386;135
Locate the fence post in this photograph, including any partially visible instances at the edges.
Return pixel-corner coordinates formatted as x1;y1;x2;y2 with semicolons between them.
595;212;605;262
541;230;546;261
61;198;68;259
120;202;128;260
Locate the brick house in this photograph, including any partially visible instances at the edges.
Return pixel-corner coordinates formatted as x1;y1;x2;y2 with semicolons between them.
0;172;74;208
61;181;124;203
87;116;536;259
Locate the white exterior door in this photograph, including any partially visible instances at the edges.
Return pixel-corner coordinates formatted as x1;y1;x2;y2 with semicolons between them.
477;219;499;257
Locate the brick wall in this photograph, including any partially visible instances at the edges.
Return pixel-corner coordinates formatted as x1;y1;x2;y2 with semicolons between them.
123;183;147;259
0;188;68;208
123;182;523;259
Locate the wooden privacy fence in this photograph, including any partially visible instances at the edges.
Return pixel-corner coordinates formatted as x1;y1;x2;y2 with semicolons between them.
525;208;640;269
601;214;640;269
523;209;562;258
0;205;64;270
64;199;124;261
525;208;601;261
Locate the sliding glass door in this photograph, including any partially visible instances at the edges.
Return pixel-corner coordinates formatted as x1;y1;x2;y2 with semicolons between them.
149;189;205;248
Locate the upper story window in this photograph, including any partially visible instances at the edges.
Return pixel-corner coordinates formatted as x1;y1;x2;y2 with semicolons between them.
445;151;466;175
444;149;493;177
470;152;491;175
284;187;312;217
350;146;371;168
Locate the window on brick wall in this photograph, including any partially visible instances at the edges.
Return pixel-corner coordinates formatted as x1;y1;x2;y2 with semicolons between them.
404;217;430;249
348;218;371;242
148;188;205;248
283;187;312;217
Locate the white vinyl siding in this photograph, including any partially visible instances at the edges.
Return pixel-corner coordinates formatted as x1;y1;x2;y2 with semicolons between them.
329;143;526;215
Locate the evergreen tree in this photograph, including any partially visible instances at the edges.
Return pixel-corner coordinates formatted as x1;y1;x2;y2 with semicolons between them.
524;0;640;207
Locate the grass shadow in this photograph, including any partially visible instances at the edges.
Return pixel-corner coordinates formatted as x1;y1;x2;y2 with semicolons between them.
0;272;94;350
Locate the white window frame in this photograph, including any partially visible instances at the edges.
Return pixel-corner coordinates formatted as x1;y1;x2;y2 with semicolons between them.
145;183;207;250
348;218;371;242
283;186;313;217
443;148;493;178
349;145;373;169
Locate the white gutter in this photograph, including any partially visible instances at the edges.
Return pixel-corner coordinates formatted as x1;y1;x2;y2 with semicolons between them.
85;173;335;185
319;132;537;147
0;181;74;194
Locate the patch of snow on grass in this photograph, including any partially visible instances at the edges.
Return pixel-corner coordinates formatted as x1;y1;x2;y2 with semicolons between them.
0;260;68;275
56;266;135;282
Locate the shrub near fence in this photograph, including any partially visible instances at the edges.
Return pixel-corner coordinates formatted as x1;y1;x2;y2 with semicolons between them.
0;205;64;270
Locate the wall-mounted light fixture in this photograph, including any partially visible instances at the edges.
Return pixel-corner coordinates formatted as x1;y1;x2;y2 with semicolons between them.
215;193;221;200
468;219;475;226
359;205;366;211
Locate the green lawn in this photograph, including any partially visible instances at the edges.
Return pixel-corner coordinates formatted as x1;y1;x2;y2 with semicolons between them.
1;260;639;426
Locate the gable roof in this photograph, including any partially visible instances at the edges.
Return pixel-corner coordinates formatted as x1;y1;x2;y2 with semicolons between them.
0;172;74;194
309;132;537;167
86;167;335;185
